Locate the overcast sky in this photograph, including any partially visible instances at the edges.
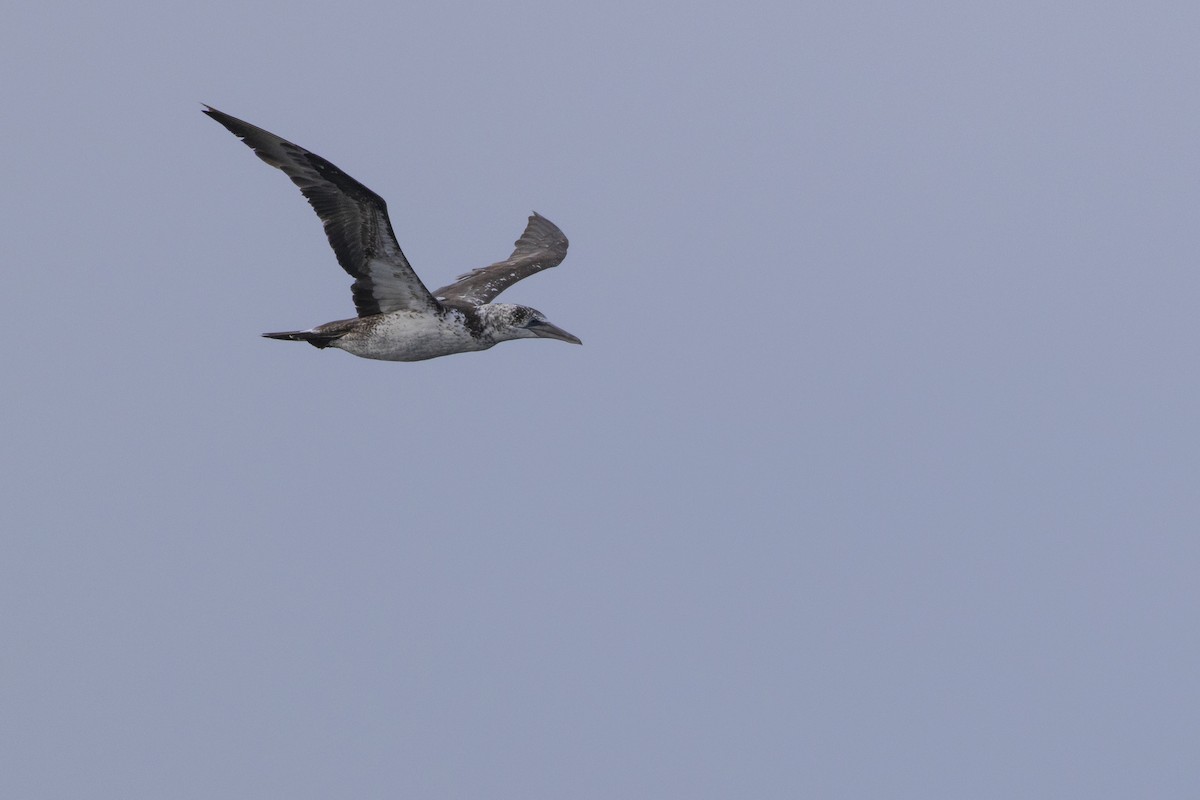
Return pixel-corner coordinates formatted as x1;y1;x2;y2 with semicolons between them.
3;1;1198;797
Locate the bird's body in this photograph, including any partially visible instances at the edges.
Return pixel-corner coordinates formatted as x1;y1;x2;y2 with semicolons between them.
203;105;580;361
266;302;545;362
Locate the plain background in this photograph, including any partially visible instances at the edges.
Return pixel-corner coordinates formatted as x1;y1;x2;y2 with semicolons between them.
3;1;1198;797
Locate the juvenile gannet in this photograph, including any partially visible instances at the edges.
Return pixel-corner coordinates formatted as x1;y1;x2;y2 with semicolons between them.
203;105;580;362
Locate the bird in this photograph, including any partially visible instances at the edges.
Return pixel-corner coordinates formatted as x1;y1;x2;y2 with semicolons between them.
203;105;580;362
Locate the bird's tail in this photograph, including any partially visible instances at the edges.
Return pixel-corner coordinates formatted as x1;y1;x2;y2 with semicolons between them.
261;329;344;349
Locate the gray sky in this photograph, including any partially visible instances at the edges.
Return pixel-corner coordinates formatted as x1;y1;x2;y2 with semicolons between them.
3;1;1198;797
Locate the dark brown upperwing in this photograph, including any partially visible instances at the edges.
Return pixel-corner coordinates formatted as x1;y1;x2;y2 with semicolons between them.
204;105;440;317
433;212;569;306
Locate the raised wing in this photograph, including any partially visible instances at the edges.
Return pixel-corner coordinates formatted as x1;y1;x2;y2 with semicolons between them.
203;105;440;317
433;212;569;306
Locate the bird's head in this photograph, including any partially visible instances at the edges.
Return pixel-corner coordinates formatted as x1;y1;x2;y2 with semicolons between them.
480;303;582;346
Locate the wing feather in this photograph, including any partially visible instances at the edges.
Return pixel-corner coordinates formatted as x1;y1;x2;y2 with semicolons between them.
433;212;569;305
204;105;440;317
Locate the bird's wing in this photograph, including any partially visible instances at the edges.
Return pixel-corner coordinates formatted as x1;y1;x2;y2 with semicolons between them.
203;105;440;317
433;212;569;305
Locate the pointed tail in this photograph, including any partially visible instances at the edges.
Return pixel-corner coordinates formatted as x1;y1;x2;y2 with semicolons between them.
261;330;343;349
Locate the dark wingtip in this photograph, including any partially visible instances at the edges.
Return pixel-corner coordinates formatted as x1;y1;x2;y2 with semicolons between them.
201;105;238;127
201;104;227;126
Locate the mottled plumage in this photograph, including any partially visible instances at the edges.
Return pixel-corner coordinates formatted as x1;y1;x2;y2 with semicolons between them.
204;105;580;361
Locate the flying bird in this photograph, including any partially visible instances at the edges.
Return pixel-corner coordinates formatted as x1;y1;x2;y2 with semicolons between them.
203;105;580;361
